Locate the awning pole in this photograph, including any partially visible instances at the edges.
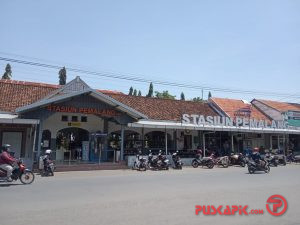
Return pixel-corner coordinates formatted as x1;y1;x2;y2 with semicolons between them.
231;133;234;153
165;127;168;155
203;132;206;157
120;125;125;161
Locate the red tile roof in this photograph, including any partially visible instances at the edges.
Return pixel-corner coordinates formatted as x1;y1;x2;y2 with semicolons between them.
255;99;300;113
0;79;59;112
0;79;217;121
107;94;217;121
210;97;270;121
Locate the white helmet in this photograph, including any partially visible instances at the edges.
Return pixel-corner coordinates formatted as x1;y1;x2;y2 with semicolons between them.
45;149;52;154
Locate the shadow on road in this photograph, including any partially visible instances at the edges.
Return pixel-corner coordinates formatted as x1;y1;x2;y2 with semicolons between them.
0;182;23;187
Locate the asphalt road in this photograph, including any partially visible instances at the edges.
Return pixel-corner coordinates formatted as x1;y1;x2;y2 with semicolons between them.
0;165;299;225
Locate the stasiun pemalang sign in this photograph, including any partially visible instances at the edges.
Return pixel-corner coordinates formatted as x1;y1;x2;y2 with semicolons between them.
182;114;288;129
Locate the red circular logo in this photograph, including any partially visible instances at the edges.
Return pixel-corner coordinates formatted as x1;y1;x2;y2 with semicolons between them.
266;195;287;216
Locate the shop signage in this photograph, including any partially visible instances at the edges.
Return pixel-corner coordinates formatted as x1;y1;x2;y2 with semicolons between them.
46;105;121;117
182;114;288;129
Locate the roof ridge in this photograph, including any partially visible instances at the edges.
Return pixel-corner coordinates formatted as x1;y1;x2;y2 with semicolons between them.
108;93;208;103
0;79;60;89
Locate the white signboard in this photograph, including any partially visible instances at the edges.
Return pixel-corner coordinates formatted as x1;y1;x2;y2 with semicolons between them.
182;114;288;129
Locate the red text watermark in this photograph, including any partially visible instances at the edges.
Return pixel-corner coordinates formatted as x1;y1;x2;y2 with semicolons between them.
195;195;287;216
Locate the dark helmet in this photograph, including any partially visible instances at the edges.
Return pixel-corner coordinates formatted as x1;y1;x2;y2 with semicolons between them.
2;144;11;152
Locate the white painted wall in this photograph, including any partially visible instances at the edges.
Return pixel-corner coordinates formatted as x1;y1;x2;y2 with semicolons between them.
43;112;105;138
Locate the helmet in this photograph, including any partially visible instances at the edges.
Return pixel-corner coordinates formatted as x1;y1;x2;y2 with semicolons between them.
253;147;259;152
45;149;52;154
2;144;11;152
159;150;162;154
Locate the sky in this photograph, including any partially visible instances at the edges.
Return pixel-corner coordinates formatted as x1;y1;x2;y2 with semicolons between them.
0;0;299;102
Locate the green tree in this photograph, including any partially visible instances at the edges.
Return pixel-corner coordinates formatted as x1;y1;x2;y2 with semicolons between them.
129;86;133;95
146;82;154;97
180;92;185;100
208;91;212;99
58;67;67;85
2;63;12;80
138;90;142;96
133;89;137;96
155;90;176;100
192;97;203;102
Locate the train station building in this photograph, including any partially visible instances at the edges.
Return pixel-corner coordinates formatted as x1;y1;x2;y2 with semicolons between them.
0;77;299;169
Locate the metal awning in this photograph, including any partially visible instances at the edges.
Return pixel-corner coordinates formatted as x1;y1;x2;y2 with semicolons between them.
0;113;39;125
127;119;300;134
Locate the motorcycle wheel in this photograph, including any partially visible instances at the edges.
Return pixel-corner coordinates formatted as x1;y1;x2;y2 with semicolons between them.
132;162;136;170
274;161;278;167
192;160;199;168
207;161;214;169
248;167;255;174
240;161;245;167
20;171;35;185
265;165;270;173
223;163;229;168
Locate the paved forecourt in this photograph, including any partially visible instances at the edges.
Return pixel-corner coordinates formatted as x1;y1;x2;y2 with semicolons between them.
0;165;299;225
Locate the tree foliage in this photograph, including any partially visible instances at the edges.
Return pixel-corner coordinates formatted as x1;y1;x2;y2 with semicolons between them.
58;67;67;85
192;97;203;102
133;89;137;96
208;91;212;99
180;92;185;100
155;90;176;100
2;63;12;80
129;86;133;95
146;82;154;97
138;90;142;96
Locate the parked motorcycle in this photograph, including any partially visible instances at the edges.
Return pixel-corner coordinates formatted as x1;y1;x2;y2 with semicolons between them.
247;159;270;174
264;152;279;167
172;151;183;169
192;151;214;169
132;153;147;171
147;150;169;170
214;155;229;168
286;152;300;163
0;159;35;184
229;153;246;167
156;151;169;170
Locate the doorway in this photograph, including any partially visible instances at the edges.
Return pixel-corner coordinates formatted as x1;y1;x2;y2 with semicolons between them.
56;127;89;164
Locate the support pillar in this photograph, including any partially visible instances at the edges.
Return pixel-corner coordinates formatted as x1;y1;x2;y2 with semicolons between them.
203;132;206;157
120;125;125;161
165;127;168;155
37;121;43;161
231;132;234;153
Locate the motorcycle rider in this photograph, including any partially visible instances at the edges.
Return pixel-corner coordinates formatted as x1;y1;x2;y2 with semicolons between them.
43;149;52;173
252;147;265;168
0;144;16;182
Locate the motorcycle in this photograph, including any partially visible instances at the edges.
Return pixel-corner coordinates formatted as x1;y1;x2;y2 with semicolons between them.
172;151;183;169
264;152;279;167
132;153;147;171
213;155;229;168
43;160;55;176
229;153;246;167
247;159;270;174
286;152;300;163
156;153;169;170
0;159;35;184
192;153;214;169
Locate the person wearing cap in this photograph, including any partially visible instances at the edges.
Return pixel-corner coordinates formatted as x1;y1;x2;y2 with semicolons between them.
252;147;264;167
0;144;16;181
